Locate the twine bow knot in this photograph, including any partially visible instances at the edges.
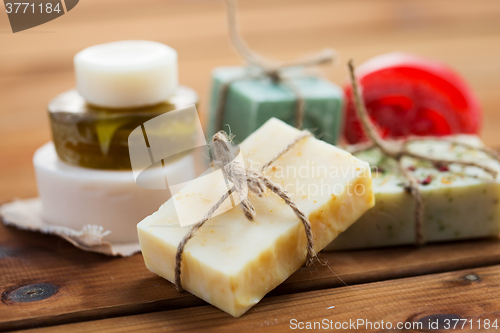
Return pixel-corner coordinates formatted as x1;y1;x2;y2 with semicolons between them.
211;131;265;221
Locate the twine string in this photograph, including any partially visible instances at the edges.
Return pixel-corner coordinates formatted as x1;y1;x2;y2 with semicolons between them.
347;59;499;245
215;0;336;131
174;130;314;292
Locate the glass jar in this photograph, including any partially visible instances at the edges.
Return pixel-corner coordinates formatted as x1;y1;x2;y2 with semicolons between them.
48;86;199;170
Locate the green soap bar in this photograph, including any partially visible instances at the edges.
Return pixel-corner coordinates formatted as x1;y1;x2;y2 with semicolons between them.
325;136;500;251
208;66;344;144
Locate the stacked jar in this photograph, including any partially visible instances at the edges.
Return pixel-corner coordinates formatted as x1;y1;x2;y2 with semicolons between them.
34;41;200;244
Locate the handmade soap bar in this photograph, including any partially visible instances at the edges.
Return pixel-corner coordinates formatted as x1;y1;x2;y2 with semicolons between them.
208;66;344;144
75;41;178;108
34;142;196;243
49;87;198;170
138;118;374;317
327;136;500;251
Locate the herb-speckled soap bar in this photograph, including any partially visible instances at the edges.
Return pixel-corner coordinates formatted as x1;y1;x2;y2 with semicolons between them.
138;118;374;317
326;135;500;250
208;66;344;144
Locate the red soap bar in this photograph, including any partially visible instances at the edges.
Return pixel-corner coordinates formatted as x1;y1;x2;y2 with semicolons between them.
343;53;481;144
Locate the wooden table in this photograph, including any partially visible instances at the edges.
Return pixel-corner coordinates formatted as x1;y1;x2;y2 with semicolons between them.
2;0;500;331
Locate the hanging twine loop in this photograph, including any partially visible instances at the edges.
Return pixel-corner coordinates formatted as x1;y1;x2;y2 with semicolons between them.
214;0;336;131
347;59;500;245
174;130;315;292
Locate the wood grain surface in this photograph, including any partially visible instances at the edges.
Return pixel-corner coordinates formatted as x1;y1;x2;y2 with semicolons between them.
2;0;500;331
2;219;500;331
1;0;500;203
15;264;500;333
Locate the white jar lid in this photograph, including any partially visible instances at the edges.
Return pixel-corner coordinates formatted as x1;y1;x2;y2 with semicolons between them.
74;40;178;109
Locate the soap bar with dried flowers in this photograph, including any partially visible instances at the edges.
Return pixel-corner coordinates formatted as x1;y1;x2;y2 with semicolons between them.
327;136;500;251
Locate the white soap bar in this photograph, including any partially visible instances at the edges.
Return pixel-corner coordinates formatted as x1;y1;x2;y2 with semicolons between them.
74;41;178;108
327;136;500;250
137;118;375;317
34;142;195;243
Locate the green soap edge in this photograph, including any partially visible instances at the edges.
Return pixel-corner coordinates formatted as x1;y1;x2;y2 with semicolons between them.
208;66;344;144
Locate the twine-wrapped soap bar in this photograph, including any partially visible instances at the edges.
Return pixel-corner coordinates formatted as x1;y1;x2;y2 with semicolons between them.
137;118;375;317
207;0;344;144
324;60;500;251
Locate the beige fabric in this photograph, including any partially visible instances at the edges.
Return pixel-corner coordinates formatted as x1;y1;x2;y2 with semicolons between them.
0;198;140;257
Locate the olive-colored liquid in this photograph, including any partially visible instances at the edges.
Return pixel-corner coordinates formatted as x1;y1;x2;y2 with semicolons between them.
49;86;199;170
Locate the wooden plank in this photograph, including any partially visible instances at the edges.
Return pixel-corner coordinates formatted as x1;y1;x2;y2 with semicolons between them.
2;220;500;331
1;0;500;330
2;1;500;202
16;264;500;333
3;1;500;81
